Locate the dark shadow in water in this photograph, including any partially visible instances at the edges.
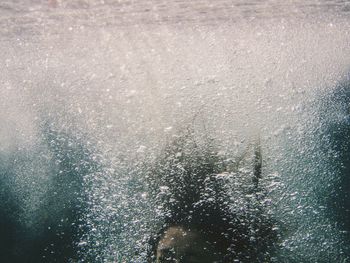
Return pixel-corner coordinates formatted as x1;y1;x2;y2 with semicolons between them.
147;129;278;262
0;122;98;262
0;160;20;262
322;79;350;255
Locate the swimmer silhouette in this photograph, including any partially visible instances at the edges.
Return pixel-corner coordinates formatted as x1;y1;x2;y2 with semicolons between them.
147;129;277;262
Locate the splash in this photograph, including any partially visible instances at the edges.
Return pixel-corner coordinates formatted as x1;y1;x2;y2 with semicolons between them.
0;2;350;262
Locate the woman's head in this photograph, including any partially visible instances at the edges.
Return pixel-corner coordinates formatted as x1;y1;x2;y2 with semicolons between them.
154;225;227;263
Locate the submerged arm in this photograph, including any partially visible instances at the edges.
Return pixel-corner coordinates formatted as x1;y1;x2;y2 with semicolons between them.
252;137;262;188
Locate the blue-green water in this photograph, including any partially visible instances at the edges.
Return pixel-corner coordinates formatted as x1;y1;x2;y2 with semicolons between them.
0;1;350;262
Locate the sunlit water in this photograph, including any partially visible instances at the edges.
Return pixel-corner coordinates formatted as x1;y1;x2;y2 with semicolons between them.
0;1;350;262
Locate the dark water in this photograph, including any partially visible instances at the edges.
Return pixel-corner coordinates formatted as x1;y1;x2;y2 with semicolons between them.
1;1;350;262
